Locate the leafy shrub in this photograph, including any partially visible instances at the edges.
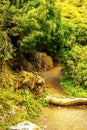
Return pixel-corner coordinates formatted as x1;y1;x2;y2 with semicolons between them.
0;87;42;129
60;77;87;97
0;31;13;62
60;78;77;96
66;0;87;7
4;0;62;58
63;45;87;88
56;0;87;46
0;1;13;63
57;1;87;90
22;90;41;118
39;97;49;107
0;87;22;110
75;22;87;45
56;2;82;23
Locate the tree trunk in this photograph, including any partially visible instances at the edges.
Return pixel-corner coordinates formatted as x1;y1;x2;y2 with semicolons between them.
46;96;87;106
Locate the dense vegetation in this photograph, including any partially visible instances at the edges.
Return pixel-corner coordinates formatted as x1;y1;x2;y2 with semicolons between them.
0;0;62;61
57;0;87;97
0;0;87;129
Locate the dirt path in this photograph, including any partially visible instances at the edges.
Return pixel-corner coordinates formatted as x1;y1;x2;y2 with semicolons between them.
40;64;66;98
35;64;87;130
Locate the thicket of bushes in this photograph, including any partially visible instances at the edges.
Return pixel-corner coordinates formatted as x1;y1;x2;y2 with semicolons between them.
57;0;87;95
0;0;62;62
0;0;87;92
0;0;87;128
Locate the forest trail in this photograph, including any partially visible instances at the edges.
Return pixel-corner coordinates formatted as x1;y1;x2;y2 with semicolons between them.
35;64;87;130
40;64;66;98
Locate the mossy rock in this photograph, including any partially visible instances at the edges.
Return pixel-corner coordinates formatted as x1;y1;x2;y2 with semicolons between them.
34;52;53;71
15;71;45;94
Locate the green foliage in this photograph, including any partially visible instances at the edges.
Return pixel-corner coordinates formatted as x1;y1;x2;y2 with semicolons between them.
0;0;61;61
0;1;87;129
1;0;87;128
61;44;87;88
3;0;62;57
0;87;22;110
0;87;42;129
0;120;4;130
66;0;87;7
57;1;87;91
66;45;87;87
0;1;14;63
0;31;13;61
39;97;49;107
75;22;87;45
56;0;87;46
22;90;41;118
56;2;82;23
60;77;87;97
9;0;28;8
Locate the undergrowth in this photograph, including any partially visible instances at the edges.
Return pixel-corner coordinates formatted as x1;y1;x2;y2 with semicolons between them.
0;87;41;130
22;90;41;118
60;77;87;98
39;97;49;107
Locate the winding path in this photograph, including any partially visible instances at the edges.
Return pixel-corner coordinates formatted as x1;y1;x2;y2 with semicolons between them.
40;64;66;98
35;64;87;130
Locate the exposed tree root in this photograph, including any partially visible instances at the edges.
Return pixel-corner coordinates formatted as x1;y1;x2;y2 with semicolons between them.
46;96;87;106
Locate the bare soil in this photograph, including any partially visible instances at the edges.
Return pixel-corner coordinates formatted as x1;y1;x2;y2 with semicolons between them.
40;64;66;98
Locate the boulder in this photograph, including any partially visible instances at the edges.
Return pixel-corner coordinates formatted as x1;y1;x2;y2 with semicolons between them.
9;121;41;130
15;71;45;94
34;52;53;71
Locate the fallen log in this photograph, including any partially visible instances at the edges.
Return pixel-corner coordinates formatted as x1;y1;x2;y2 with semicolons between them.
46;96;87;106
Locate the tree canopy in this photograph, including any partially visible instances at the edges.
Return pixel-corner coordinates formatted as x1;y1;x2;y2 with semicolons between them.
0;0;87;88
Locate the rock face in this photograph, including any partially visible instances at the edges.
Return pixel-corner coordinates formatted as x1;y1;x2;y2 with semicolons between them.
9;121;41;130
12;56;33;72
15;71;45;94
11;52;53;72
34;52;53;71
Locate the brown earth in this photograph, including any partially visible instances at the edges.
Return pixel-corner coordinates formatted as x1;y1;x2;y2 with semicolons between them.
34;64;87;130
40;64;66;98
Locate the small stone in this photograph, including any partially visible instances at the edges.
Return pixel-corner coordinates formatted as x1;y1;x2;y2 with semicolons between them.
9;122;41;130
